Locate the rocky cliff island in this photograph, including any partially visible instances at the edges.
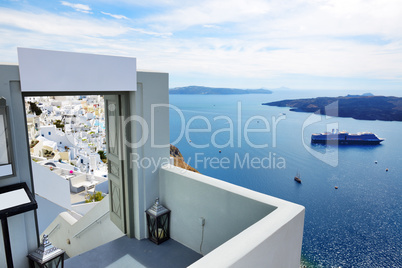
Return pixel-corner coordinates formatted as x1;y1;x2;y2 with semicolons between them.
170;144;199;173
263;95;402;121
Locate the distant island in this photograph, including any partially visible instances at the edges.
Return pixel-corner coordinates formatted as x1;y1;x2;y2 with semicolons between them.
263;94;402;121
170;86;273;95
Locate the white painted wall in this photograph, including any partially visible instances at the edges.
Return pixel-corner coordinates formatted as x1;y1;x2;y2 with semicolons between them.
18;48;137;92
39;125;75;148
159;165;277;254
35;195;67;234
160;165;305;267
32;161;71;210
129;71;170;239
190;201;305;268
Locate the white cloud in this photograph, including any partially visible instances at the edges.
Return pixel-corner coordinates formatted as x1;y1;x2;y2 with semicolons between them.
130;28;172;37
0;8;128;36
203;24;220;29
1;0;402;89
101;11;128;20
147;0;270;31
144;0;402;40
61;1;92;14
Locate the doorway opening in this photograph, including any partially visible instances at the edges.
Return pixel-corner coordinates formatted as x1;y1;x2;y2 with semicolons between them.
24;93;128;259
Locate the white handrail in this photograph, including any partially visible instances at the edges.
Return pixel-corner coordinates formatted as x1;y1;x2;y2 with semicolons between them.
72;211;109;238
47;224;60;236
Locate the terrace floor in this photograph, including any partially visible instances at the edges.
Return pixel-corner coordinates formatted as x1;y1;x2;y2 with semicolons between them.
70;191;87;204
65;236;203;268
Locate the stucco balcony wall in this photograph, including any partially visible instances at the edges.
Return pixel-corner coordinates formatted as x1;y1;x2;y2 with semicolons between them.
159;165;305;267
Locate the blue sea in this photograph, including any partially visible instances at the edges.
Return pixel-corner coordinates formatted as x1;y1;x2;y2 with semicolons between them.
169;90;402;267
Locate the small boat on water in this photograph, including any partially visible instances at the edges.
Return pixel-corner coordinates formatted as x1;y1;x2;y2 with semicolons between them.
294;171;301;183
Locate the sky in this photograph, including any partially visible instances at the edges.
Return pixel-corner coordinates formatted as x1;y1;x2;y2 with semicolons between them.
0;0;401;90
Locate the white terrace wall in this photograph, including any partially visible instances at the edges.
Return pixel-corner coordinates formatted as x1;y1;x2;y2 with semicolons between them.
159;165;305;267
190;194;305;267
31;161;71;210
159;165;277;255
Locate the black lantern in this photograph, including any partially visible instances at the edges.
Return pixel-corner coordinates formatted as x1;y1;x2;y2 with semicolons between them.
146;198;171;245
28;234;65;268
0;97;14;178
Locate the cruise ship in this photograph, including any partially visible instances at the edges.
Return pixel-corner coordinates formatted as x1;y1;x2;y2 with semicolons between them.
311;130;384;145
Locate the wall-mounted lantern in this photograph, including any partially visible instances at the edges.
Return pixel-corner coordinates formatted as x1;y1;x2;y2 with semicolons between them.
146;198;171;245
27;234;65;268
0;97;14;178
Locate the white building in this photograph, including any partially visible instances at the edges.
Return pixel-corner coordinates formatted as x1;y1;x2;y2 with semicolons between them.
26;114;40;141
39;125;75;149
0;49;304;268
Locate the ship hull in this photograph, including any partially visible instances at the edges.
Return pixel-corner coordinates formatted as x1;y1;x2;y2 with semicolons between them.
311;131;384;145
311;139;383;145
